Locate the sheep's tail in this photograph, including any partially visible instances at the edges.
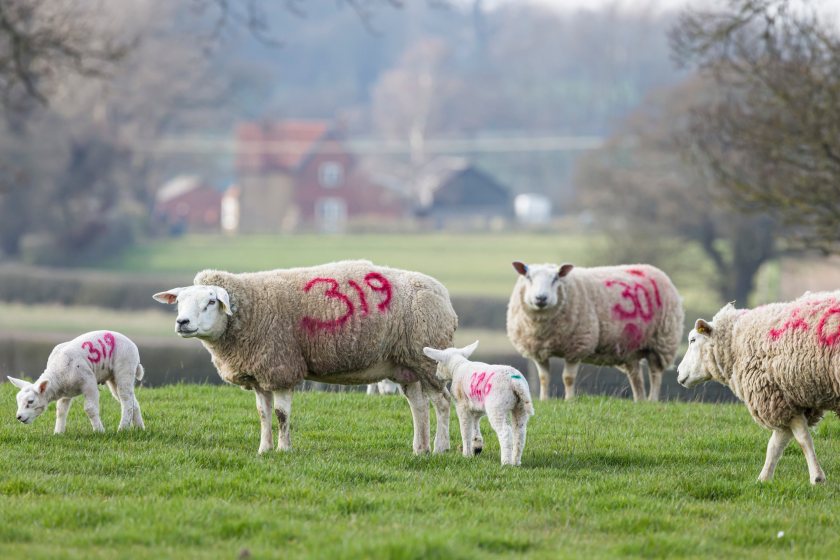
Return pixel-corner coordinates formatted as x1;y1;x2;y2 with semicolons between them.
135;364;145;382
512;376;535;416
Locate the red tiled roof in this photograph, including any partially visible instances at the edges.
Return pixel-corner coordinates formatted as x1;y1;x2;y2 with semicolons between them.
236;120;331;173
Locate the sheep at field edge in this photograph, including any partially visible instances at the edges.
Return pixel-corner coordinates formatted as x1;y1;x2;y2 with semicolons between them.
153;260;458;455
7;330;145;433
366;379;402;395
506;262;684;401
423;341;534;466
678;293;840;484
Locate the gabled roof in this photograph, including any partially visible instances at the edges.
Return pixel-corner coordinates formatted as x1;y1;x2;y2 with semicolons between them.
156;175;204;203
236;120;331;173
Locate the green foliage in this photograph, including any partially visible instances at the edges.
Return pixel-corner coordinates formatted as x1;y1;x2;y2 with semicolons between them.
1;386;839;558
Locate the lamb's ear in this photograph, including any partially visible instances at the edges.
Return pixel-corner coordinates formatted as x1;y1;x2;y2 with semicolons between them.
153;287;186;305
423;347;446;363
214;287;233;316
695;319;713;336
512;261;528;276
558;263;574;278
460;340;479;358
37;379;48;394
7;376;29;390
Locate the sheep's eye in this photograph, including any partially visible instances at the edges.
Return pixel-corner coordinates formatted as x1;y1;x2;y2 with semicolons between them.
689;338;696;344
208;299;216;306
27;399;34;405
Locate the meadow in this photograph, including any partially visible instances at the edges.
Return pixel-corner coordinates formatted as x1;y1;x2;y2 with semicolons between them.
2;385;839;559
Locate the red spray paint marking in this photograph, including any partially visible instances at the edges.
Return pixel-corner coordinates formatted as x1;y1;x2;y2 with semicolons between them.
469;371;495;403
300;272;393;334
622;323;644;352
766;298;840;347
603;269;664;351
769;308;809;341
81;332;116;365
816;306;840;347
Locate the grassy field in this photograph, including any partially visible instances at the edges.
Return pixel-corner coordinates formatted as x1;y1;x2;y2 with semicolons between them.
98;233;723;310
1;385;839;559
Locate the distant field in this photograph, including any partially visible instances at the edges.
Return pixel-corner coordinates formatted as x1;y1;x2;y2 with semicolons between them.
99;232;723;310
1;386;839;559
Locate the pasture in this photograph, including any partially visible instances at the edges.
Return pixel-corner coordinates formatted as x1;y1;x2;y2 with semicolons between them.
2;385;839;559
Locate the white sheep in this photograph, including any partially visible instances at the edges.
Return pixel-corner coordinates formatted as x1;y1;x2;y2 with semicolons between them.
678;294;840;484
507;262;684;401
366;379;402;395
423;341;534;466
153;260;458;455
7;330;145;433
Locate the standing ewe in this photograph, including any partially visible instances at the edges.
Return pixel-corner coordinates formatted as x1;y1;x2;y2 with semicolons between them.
507;262;683;401
7;330;145;433
678;293;840;484
423;341;534;466
153;260;457;455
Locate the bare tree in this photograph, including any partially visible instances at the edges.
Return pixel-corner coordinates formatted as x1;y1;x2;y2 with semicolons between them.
671;0;840;252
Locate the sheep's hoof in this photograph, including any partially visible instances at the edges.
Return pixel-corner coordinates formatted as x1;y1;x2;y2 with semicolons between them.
473;446;483;456
812;475;826;485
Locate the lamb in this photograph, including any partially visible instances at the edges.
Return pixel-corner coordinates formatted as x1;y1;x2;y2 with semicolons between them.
507;262;684;401
677;293;840;484
153;260;458;455
366;379;401;395
423;341;534;466
7;330;145;433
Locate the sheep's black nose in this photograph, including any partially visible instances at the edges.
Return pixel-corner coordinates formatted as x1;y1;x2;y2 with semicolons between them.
177;318;191;326
16;415;23;422
535;295;548;306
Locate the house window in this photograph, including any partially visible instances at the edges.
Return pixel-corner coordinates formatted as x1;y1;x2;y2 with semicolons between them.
319;161;343;188
315;197;347;232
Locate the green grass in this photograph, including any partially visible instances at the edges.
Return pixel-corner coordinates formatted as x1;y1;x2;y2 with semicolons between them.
2;385;840;559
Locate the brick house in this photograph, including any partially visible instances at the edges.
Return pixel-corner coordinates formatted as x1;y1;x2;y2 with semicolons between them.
154;175;222;234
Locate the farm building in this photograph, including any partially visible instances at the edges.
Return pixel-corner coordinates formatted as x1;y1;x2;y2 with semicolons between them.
153;175;222;234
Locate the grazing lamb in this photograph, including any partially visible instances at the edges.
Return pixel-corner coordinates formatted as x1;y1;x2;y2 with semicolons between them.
7;330;145;433
678;294;840;484
507;262;683;401
153;260;457;455
366;380;401;395
423;341;534;466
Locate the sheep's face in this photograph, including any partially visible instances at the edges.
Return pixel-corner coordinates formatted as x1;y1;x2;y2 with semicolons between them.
512;262;574;312
153;285;232;340
7;377;49;425
677;319;714;388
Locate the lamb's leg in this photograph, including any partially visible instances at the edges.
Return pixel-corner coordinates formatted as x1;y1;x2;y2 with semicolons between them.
487;407;514;466
535;359;551;401
105;379;120;401
254;389;274;455
273;389;293;452
429;388;451;453
456;404;474;458
54;397;73;434
758;428;793;482
512;407;529;466
366;384;377;395
82;383;105;433
647;361;663;402
115;383;137;431
473;415;484;455
562;361;580;400
401;381;430;454
132;396;145;430
624;362;647;402
790;415;826;484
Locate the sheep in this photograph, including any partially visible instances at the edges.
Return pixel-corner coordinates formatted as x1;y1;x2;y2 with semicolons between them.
507;262;684;401
423;341;534;466
678;293;840;484
7;330;145;433
366;379;402;395
153;260;458;455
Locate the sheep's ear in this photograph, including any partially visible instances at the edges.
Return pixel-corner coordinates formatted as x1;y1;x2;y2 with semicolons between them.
153;287;186;305
423;347;446;363
558;263;574;278
695;319;713;336
37;379;48;394
215;287;233;316
460;340;479;358
512;261;528;276
7;376;29;390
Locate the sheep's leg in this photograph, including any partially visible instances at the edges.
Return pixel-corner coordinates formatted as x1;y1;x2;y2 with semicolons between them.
456;405;474;458
82;384;105;433
54;397;73;434
254;389;274;454
366;384;377;395
758;428;793;482
535;359;551;401
472;415;484;455
624;362;647;402
402;381;430;454
647;361;663;402
273;389;293;452
790;415;826;484
512;407;529;466
132;396;145;430
487;408;514;465
562;361;580;400
429;389;451;454
115;383;137;431
105;379;120;402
